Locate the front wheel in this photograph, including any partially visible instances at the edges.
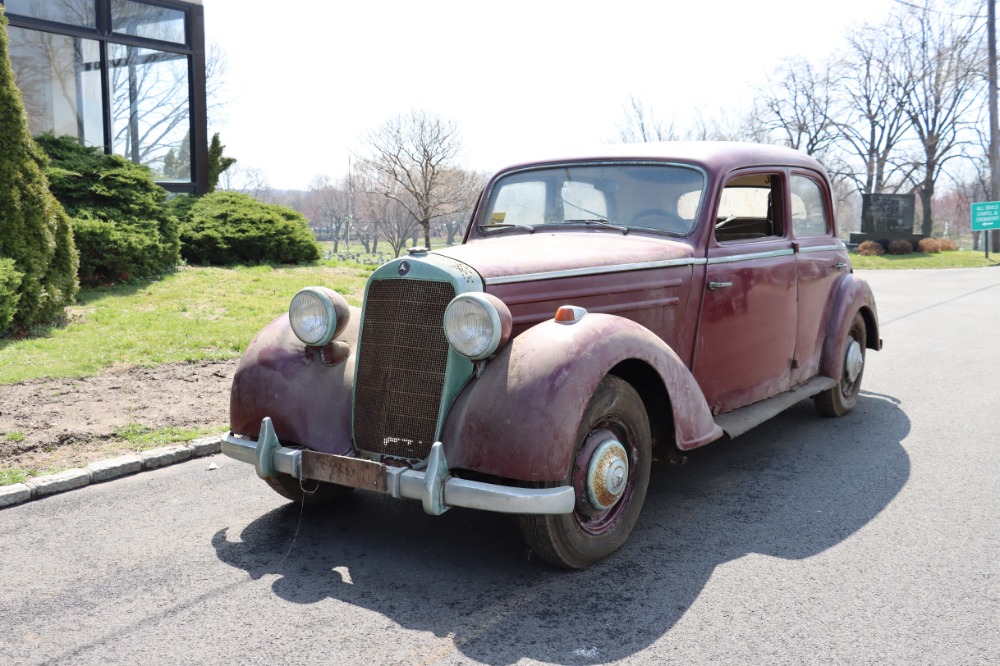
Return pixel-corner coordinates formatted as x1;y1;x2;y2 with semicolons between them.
520;375;651;569
815;312;866;417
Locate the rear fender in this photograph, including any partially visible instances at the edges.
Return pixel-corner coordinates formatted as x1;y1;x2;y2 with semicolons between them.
442;313;722;483
229;307;361;455
820;273;881;381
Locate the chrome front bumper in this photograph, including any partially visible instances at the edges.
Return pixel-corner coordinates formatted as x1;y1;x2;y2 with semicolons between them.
222;417;574;516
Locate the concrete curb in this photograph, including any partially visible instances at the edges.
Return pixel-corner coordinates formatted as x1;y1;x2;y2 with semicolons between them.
0;436;223;509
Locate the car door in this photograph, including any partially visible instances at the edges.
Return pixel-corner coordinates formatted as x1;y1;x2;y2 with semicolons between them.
789;172;849;385
692;170;797;415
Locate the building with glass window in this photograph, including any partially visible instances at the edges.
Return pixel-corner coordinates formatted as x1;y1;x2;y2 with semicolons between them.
1;0;208;194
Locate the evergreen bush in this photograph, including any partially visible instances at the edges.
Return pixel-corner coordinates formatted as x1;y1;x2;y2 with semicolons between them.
0;10;79;329
0;257;24;333
35;134;180;284
180;192;320;265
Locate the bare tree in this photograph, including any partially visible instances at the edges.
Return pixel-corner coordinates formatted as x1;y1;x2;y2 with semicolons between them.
218;164;272;201
613;95;677;143
832;19;914;195
686;103;770;143
303;175;353;250
895;1;986;236
353;174;420;258
758;56;839;158
359;110;478;249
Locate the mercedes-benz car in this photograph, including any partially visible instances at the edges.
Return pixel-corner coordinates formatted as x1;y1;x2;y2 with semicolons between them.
222;142;881;569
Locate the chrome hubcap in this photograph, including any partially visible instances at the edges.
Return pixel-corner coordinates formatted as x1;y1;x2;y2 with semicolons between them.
586;439;629;511
845;339;864;383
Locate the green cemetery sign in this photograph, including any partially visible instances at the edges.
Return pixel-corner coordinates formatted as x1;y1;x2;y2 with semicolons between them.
971;202;999;232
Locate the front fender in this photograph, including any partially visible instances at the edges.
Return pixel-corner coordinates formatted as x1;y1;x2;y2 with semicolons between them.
820;273;881;381
229;307;361;455
442;313;722;483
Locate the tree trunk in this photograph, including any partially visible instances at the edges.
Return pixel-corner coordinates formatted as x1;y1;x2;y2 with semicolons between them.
920;181;934;237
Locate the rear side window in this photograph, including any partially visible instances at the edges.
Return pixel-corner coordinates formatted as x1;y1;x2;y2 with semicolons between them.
790;176;829;237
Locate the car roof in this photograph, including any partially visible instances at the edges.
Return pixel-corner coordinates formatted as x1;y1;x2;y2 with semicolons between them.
497;141;827;179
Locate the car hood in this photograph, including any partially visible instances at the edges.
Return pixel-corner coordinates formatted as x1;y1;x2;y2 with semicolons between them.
433;231;696;283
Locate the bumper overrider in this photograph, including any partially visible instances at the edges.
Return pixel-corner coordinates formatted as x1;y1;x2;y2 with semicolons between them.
222;417;575;516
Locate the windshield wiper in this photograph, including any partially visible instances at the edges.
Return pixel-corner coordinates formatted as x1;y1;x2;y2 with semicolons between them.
560;219;630;234
479;223;535;234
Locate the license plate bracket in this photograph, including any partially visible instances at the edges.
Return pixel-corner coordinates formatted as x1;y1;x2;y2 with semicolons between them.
300;450;387;492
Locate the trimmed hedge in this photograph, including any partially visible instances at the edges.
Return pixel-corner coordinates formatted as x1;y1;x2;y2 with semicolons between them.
0;11;79;329
180;192;320;265
36;134;180;284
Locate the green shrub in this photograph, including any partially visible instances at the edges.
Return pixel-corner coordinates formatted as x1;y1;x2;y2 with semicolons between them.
856;240;885;256
0;11;79;329
0;258;24;333
35;134;180;284
165;193;198;223
180;192;320;265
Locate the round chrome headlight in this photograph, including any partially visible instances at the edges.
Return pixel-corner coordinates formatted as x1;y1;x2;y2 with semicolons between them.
443;293;512;360
289;287;349;347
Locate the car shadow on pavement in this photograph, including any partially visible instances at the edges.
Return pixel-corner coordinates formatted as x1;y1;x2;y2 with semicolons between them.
212;391;909;665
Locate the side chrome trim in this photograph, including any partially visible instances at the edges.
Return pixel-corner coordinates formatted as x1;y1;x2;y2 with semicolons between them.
484;257;705;285
798;243;846;254
706;249;795;265
222;432;575;516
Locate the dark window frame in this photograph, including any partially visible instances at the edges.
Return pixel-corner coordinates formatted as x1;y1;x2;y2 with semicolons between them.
2;0;208;194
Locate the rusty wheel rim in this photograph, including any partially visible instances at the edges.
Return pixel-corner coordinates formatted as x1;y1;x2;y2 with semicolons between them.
570;419;638;536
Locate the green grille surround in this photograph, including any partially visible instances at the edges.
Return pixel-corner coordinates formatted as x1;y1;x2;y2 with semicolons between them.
351;254;480;461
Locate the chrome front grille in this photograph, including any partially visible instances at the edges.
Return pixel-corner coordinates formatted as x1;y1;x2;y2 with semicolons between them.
353;278;455;460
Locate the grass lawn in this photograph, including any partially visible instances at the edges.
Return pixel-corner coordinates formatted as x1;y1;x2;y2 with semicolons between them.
0;262;372;385
849;250;1000;270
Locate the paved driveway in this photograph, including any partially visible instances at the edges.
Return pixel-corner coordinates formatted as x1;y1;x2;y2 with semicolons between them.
1;267;998;665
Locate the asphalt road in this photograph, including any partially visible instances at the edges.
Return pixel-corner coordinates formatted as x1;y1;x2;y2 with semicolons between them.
1;267;998;666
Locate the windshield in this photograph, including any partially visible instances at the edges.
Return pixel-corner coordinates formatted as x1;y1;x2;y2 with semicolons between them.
478;163;705;236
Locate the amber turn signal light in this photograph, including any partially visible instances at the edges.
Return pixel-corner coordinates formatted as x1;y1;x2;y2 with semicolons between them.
554;305;588;324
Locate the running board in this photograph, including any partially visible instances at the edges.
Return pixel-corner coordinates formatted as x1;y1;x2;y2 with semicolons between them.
713;376;837;439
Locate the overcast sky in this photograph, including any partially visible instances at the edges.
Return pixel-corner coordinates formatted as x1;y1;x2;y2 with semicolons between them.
204;0;898;191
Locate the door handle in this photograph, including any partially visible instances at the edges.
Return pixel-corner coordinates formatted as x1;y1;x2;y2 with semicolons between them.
834;262;848;269
708;281;732;290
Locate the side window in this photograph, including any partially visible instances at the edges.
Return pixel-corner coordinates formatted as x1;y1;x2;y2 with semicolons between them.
715;173;784;242
790;176;830;237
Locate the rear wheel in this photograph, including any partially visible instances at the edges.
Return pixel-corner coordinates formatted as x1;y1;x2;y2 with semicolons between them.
520;375;651;569
815;312;866;417
263;473;352;505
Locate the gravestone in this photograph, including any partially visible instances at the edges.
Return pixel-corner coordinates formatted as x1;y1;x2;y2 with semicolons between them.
849;193;923;250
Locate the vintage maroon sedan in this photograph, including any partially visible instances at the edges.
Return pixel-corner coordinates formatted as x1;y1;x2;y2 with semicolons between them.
222;142;881;568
